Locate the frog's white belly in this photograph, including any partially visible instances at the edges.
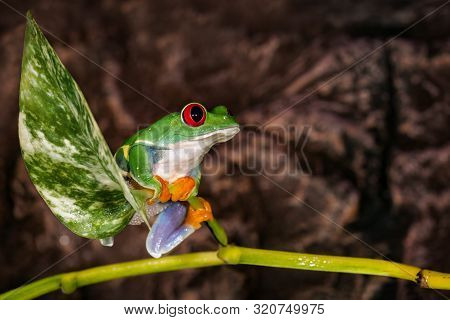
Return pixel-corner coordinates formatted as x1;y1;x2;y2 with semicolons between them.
151;141;209;182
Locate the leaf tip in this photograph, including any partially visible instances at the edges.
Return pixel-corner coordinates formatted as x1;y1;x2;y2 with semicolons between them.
24;10;38;37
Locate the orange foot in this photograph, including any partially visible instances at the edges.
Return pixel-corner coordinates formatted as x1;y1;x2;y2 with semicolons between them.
155;176;171;203
185;197;213;229
168;176;196;201
145;176;170;205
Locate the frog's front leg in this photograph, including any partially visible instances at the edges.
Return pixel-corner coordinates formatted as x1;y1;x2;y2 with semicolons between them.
174;167;213;229
168;166;201;201
128;144;171;204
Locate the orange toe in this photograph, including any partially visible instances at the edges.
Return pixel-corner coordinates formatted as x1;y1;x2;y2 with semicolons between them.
169;176;196;201
185;197;213;229
155;175;170;203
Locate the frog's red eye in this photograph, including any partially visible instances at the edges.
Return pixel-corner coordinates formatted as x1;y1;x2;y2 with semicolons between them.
181;103;206;127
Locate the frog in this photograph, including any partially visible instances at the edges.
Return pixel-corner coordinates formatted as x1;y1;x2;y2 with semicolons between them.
114;102;239;257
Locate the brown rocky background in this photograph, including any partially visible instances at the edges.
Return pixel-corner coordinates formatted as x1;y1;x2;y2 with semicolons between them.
0;0;449;299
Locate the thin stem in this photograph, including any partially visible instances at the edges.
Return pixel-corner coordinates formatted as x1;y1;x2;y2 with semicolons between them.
219;246;418;280
2;246;449;299
1;251;224;300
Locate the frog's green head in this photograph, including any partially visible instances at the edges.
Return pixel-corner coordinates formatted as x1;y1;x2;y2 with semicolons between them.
151;103;240;146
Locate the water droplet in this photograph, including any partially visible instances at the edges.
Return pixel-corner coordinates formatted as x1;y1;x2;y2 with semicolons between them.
59;235;70;246
100;237;114;247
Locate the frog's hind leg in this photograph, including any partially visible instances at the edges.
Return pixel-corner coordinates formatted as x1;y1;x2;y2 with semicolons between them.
146;202;195;258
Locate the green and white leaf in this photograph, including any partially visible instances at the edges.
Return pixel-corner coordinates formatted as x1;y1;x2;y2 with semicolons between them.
18;13;144;239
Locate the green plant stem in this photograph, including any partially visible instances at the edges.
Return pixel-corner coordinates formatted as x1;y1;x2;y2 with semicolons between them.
218;246;450;289
1;251;223;300
2;246;449;299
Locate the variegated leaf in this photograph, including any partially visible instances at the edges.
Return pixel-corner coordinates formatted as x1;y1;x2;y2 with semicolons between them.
18;13;142;239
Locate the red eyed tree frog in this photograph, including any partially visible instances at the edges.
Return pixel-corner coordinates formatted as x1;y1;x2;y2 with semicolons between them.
114;103;239;257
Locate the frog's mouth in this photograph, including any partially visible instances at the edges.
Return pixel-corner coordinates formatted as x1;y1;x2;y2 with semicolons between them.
189;125;240;144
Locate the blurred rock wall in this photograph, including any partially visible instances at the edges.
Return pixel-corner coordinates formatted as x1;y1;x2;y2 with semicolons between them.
0;0;448;299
